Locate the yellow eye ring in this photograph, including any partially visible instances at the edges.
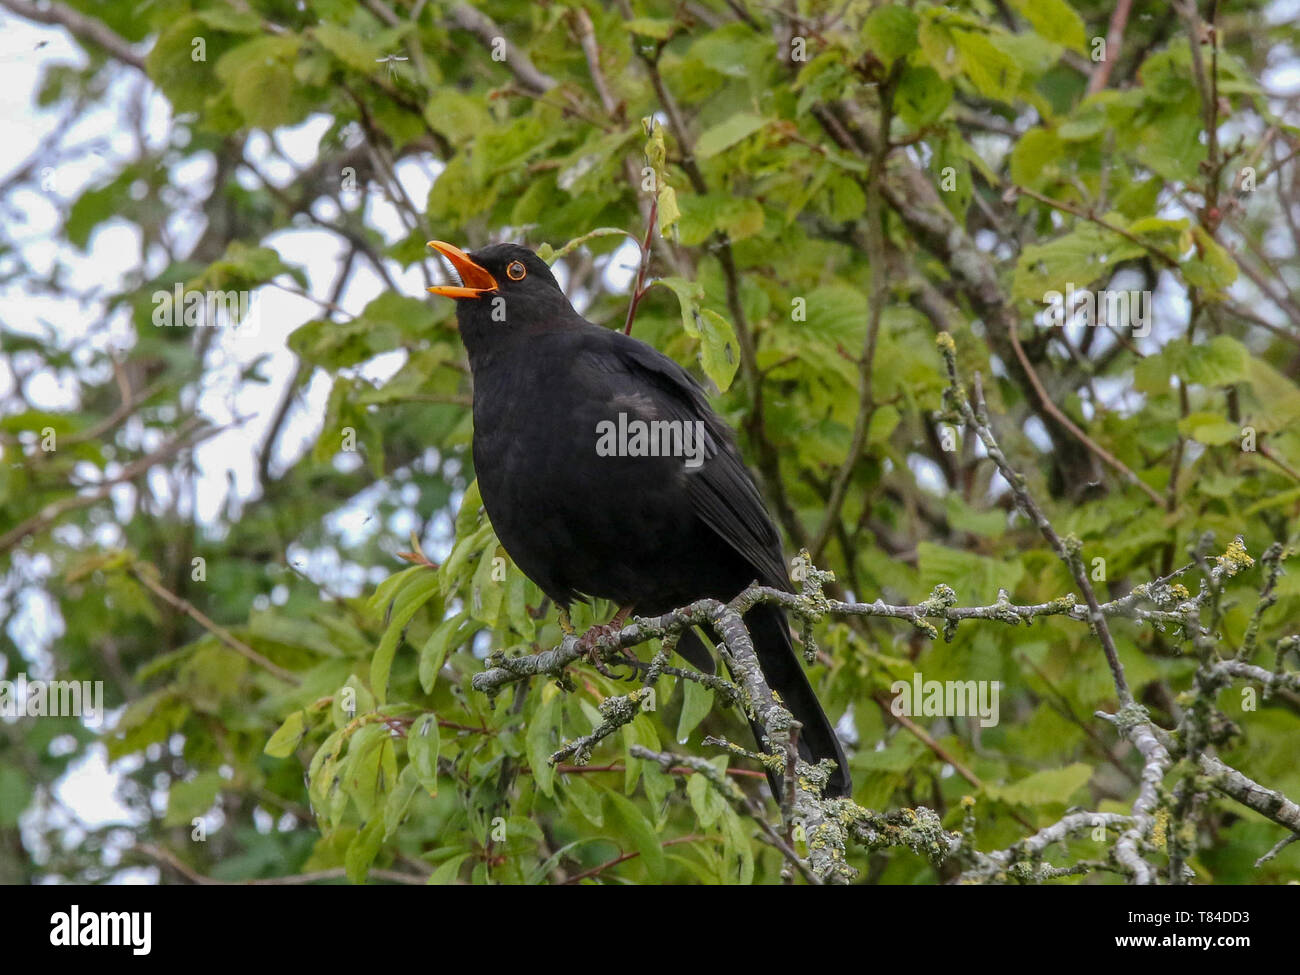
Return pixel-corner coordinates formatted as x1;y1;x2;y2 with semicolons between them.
506;261;527;281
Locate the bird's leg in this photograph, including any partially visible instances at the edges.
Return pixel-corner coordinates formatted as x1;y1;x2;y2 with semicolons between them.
575;604;636;679
557;605;616;677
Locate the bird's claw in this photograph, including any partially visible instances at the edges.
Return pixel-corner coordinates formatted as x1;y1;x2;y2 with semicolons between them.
576;619;639;680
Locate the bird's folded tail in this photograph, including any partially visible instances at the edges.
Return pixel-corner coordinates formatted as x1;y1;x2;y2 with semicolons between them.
674;605;851;798
743;604;851;799
736;604;852;799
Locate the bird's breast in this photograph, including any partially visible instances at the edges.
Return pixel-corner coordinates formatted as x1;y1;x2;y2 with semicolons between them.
467;356;703;606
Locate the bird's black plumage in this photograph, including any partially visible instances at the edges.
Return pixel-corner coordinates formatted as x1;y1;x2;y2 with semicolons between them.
430;241;851;797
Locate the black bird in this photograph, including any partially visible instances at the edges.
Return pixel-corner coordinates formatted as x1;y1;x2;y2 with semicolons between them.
427;240;851;798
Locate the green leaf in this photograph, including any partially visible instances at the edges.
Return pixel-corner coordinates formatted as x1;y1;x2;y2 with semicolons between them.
1183;227;1238;293
1183;336;1250;387
987;763;1092;806
65;173;132;250
1009;0;1086;52
419;611;466;693
686;759;728;828
697;309;739;391
428;851;472;884
954;30;1022;102
677;194;765;247
1009;128;1065;190
407;713;441;795
719;805;755;883
307;728;345;823
863;5;919;63
370;570;440;705
332;675;375;730
563;774;605;826
676;678;715;744
658;184;681;238
191;240;307;293
867;404;901;445
343;723;394;820
196;8;263;33
164;771;222;827
527;689;561;797
895;65;951;129
695;113;768;159
605;791;666;880
655;275;736;391
354;291;433;337
439;521;494;596
265;710;307;758
147;16;229;114
1178;413;1240;446
215;36;306;130
656;275;705;336
384;763;421;837
1012;223;1146;300
470;543;505;626
313;22;385;73
345;817;385;884
624;18;675;40
1058;99;1109;141
934;130;973;221
424;87;492;146
0;766;32;827
918;541;1024;600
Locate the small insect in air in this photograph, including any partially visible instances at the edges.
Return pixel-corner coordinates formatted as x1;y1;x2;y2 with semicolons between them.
375;54;409;80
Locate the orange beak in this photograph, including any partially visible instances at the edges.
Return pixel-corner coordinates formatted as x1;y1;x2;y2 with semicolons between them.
427;241;498;299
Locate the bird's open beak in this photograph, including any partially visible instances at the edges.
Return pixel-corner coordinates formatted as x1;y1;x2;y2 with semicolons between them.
426;241;498;299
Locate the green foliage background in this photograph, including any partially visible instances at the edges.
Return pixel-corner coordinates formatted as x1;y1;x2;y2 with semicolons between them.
2;0;1299;884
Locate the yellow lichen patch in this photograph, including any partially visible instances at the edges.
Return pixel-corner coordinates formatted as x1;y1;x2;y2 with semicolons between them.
1215;538;1254;577
1151;808;1169;851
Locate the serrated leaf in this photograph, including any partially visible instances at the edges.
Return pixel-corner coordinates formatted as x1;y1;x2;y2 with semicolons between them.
896;65;951;128
987;762;1092;806
1009;0;1086;52
954;30;1021;102
918;541;1024;599
863;5;919;63
1184;336;1249;387
313;22;385;73
1178;413;1239;446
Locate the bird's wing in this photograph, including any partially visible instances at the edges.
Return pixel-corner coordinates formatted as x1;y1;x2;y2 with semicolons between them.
581;327;791;591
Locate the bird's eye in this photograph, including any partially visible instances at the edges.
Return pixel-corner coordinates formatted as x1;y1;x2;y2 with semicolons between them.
506;261;527;281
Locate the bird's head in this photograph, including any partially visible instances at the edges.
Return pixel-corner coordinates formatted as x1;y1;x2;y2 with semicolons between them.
426;242;581;362
427;241;566;308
